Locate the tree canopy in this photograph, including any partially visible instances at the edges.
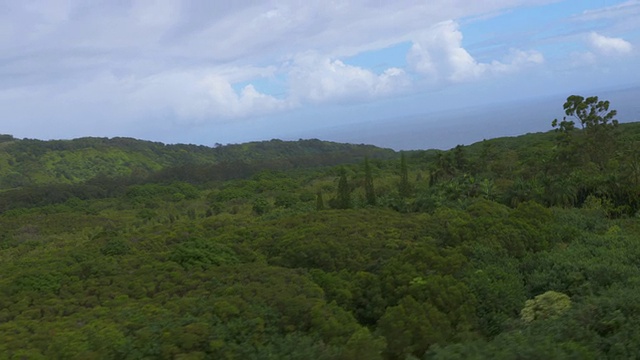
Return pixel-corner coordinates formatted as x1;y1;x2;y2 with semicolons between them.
1;95;639;359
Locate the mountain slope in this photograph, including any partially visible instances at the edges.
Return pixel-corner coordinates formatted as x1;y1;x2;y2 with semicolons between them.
0;135;395;190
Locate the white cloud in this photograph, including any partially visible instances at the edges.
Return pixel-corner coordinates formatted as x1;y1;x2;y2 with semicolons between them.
129;70;290;124
566;32;633;69
588;32;633;56
568;51;597;67
130;0;182;28
287;52;409;103
0;1;558;72
0;68;289;139
578;0;640;21
407;21;543;83
160;0;559;62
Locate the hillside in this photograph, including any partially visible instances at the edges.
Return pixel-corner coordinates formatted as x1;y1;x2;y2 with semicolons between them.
2;108;640;359
0;136;395;190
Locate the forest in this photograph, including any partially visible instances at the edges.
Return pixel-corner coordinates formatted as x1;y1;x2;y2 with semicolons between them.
1;95;640;359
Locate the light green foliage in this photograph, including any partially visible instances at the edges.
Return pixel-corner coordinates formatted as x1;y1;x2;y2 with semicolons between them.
0;137;395;190
521;291;571;322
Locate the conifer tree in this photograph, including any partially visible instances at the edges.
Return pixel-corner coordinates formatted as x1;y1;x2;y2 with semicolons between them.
316;190;325;211
364;157;376;206
399;152;412;198
336;167;351;209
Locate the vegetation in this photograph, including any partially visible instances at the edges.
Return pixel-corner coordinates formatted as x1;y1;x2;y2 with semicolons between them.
1;96;640;359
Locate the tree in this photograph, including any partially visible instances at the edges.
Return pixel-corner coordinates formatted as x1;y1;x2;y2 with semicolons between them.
521;291;571;323
552;95;619;169
252;197;270;215
364;157;376;206
336;168;351;209
399;152;412;198
556;95;618;131
453;145;468;172
316;190;325;211
430;152;454;186
341;328;386;360
377;296;452;359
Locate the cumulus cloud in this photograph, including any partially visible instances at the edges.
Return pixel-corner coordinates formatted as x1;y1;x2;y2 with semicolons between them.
567;32;633;68
287;52;409;103
407;21;481;82
587;32;633;56
407;21;543;83
128;70;291;124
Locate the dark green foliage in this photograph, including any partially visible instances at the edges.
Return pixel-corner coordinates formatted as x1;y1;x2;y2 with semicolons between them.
552;95;619;170
252;197;270;215
426;332;597;360
453;145;468;172
316;190;325;210
100;237;131;256
464;262;526;337
169;238;239;269
335;167;351;209
377;295;452;359
398;152;412;198
364;157;377;206
274;191;298;208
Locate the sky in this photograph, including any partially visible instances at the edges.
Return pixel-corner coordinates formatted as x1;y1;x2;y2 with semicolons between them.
1;0;639;149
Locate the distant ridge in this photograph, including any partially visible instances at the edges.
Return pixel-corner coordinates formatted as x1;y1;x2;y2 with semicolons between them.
0;136;395;190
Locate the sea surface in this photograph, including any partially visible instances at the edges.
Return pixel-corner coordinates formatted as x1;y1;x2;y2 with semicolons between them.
301;86;640;150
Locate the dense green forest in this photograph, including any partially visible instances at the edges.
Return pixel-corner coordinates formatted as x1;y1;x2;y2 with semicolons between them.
1;96;640;359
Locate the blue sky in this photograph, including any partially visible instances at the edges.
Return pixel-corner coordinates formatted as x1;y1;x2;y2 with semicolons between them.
1;0;639;149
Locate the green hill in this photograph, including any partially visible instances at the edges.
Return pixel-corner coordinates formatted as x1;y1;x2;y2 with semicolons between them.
0;136;395;189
